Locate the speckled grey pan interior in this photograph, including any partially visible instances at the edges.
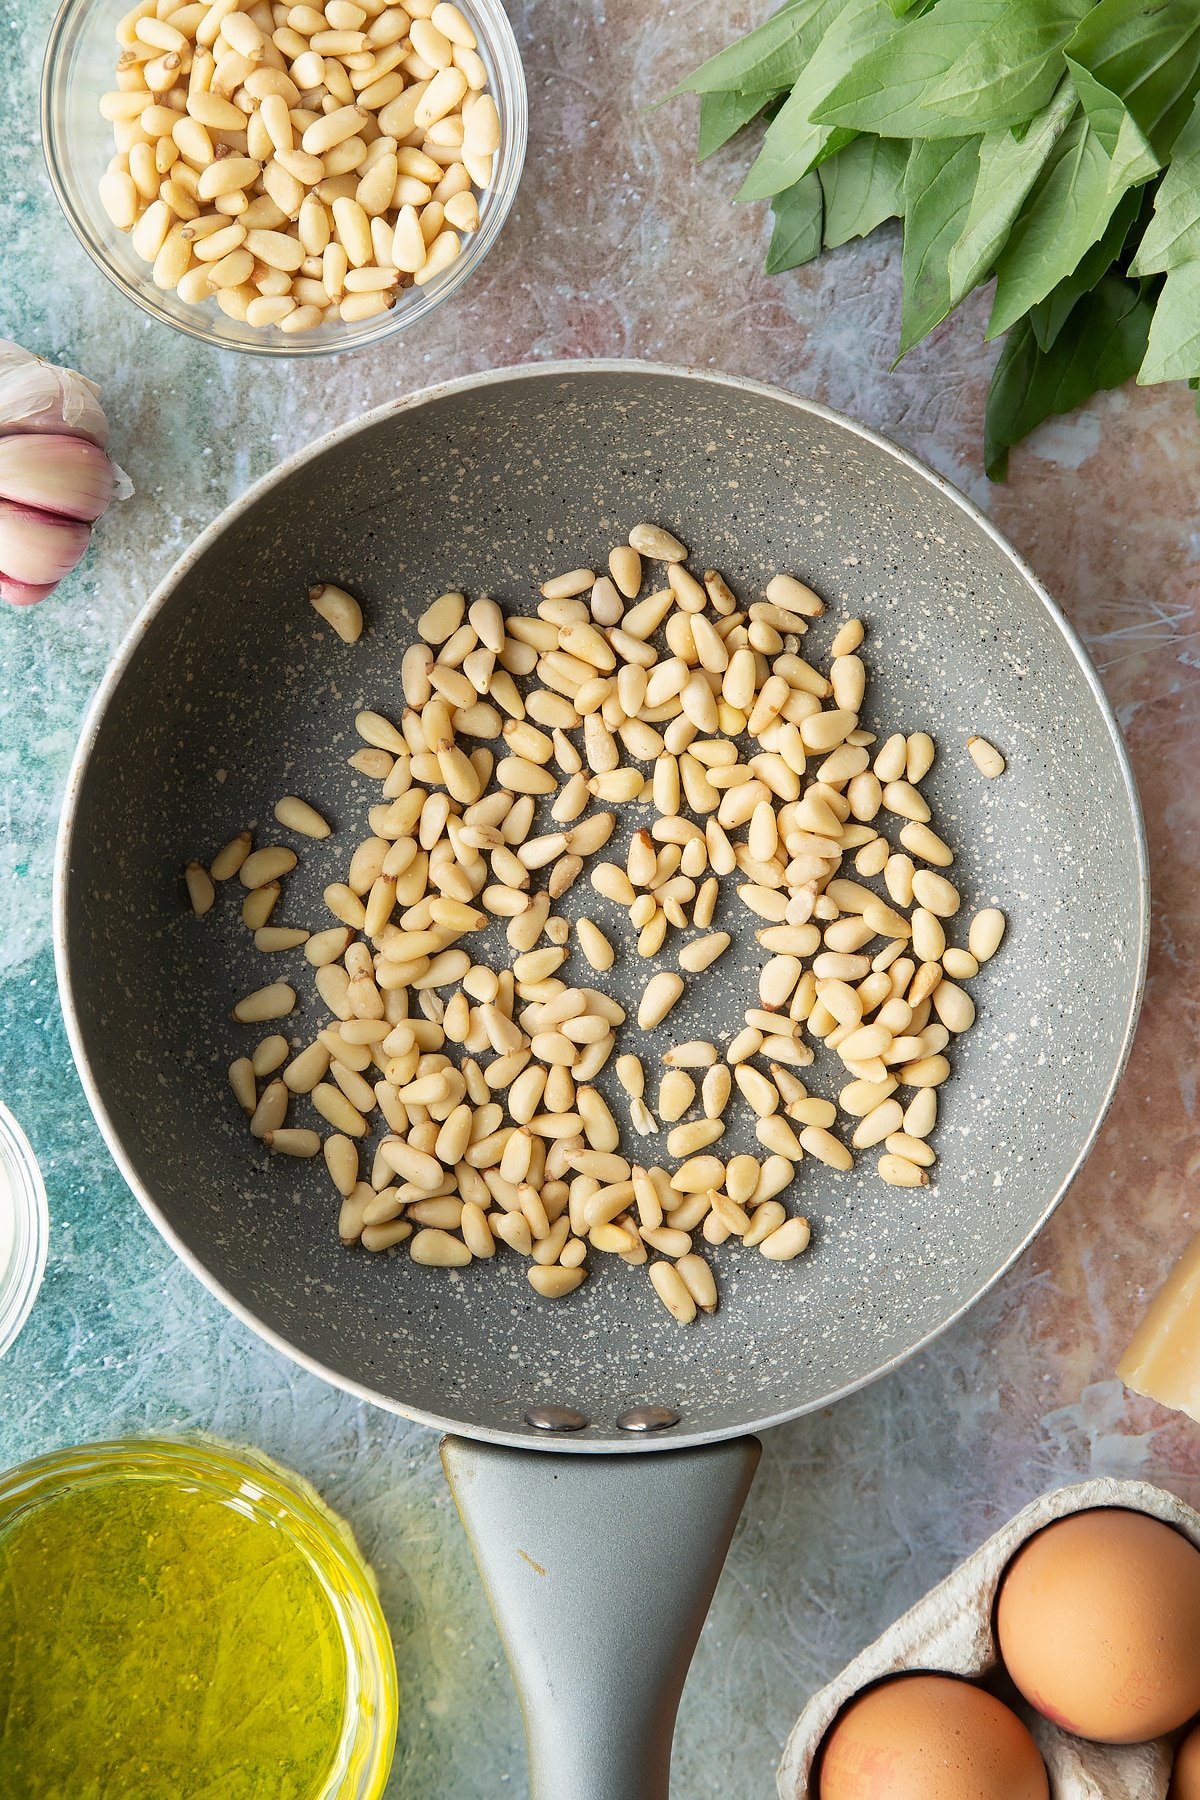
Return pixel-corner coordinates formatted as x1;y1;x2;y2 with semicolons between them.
55;361;1148;1453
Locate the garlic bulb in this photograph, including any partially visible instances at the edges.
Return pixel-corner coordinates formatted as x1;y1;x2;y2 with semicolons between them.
0;339;128;607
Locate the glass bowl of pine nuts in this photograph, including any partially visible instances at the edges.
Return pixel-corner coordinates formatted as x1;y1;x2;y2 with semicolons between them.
40;0;526;354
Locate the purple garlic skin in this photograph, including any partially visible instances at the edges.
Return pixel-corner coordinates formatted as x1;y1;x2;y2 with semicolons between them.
0;339;125;605
0;498;91;588
0;435;114;522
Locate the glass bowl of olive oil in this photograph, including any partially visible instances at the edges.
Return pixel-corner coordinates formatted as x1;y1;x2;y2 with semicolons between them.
0;1436;398;1798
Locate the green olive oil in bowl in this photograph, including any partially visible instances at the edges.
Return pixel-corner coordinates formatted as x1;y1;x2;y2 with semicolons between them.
0;1438;397;1799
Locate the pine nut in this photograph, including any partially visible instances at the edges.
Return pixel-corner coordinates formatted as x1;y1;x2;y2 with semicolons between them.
878;1153;928;1187
911;870;960;917
841;1072;895;1116
185;860;215;915
303;579;364;643
899;822;953;866
667;1118;723;1158
263;1127;321;1156
699;1062;730;1121
851;1099;904;1149
967;735;1006;777
274;794;331;838
252;1035;289;1077
759;1216;811;1260
798;1125;852;1170
757;1115;804;1160
323;1133;359;1196
209;830;251;880
679;931;729;973
239;845;298;888
911;908;946;963
902;1088;937;1138
734;1065;778;1117
660;1042;715;1071
229;1057;257;1112
233;981;296;1022
408;1226;470;1266
743;1200;785;1247
248;1076;288;1139
673;1253;717;1312
657;1070;695;1122
898;1054;951;1088
629;523;687;562
885;1132;937;1168
968;907;1006;962
905;733;935;782
932;980;975;1033
524;1263;584;1297
649;1259;697;1322
637;971;684;1030
881;779;930;823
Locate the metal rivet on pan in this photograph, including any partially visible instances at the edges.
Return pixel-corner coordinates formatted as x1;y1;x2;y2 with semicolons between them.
524;1404;588;1433
616;1406;680;1433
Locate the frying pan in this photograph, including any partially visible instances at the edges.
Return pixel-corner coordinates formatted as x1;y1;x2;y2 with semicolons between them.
54;362;1148;1798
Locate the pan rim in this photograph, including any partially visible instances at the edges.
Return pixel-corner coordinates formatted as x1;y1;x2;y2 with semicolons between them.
52;357;1151;1454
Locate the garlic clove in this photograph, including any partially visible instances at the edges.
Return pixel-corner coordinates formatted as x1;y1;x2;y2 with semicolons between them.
0;575;60;607
0;433;114;523
0;497;91;588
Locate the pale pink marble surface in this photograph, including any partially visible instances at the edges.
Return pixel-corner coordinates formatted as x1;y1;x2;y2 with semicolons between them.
3;0;1200;1791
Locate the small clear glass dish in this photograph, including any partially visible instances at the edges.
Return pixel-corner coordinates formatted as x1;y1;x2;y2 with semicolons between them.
0;1435;399;1797
0;1101;49;1358
40;0;526;356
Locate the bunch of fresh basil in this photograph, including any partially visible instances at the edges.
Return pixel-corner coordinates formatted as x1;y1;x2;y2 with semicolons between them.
673;0;1200;477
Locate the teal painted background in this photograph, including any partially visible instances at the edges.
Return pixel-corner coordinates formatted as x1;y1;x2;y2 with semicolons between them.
4;0;1200;1792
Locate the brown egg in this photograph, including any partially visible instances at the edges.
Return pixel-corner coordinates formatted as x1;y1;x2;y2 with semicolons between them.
1172;1722;1200;1799
997;1508;1200;1744
817;1672;1049;1800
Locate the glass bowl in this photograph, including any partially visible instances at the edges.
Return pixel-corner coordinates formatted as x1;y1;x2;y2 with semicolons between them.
40;0;527;357
0;1435;398;1797
0;1101;50;1358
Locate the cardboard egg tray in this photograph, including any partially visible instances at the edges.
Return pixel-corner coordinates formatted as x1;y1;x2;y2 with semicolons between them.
777;1477;1200;1800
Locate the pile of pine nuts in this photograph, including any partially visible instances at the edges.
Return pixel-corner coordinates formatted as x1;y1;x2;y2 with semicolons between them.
188;524;1008;1324
99;0;498;331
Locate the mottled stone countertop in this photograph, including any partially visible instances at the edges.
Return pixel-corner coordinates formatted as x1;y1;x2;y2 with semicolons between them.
2;0;1200;1793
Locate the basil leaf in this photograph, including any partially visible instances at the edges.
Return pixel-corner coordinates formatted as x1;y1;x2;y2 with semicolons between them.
1064;0;1200;168
738;0;899;201
669;0;827;99
922;0;1090;134
813;0;1013;138
1066;56;1160;189
1138;259;1200;382
947;83;1078;295
819;135;909;244
766;172;826;271
1029;184;1142;348
985;272;1155;478
987;111;1126;338
698;89;778;159
897;136;980;355
1130;91;1200;273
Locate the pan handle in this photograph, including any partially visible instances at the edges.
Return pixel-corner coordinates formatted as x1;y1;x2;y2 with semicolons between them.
441;1434;761;1800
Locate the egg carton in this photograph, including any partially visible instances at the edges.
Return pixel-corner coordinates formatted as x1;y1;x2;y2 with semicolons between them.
777;1477;1200;1800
